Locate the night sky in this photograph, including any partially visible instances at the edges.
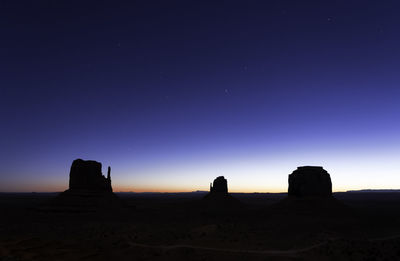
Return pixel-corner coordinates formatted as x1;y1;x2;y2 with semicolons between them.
1;1;400;192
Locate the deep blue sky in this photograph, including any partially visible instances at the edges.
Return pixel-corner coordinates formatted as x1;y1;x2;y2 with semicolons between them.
1;1;400;192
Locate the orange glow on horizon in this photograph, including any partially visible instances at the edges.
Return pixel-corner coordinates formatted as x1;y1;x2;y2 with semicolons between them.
1;183;397;193
0;186;393;193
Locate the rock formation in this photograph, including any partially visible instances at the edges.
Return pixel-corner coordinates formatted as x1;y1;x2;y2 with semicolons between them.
68;159;112;192
288;166;332;197
202;176;241;208
210;176;228;194
49;159;120;211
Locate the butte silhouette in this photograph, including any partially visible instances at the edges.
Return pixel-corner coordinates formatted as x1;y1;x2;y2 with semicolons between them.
68;159;112;192
203;176;240;207
52;159;120;211
273;166;345;212
288;166;332;197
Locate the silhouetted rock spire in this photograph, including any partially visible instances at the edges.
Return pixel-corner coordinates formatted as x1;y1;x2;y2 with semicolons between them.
210;176;228;194
49;159;121;211
68;159;112;192
203;176;241;207
288;166;332;197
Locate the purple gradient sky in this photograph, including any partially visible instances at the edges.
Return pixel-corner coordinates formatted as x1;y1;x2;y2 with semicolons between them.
1;1;400;192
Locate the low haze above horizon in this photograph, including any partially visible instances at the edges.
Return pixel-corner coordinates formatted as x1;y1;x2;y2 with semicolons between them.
1;1;400;193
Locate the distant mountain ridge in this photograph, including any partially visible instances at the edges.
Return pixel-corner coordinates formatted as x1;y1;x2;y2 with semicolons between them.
345;189;400;193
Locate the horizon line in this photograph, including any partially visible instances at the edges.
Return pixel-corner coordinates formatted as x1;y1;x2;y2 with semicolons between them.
2;189;400;194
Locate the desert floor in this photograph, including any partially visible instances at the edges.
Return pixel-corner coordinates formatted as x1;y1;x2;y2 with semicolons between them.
1;192;400;260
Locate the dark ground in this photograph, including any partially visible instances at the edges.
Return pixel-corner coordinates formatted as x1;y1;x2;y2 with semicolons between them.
1;191;400;260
